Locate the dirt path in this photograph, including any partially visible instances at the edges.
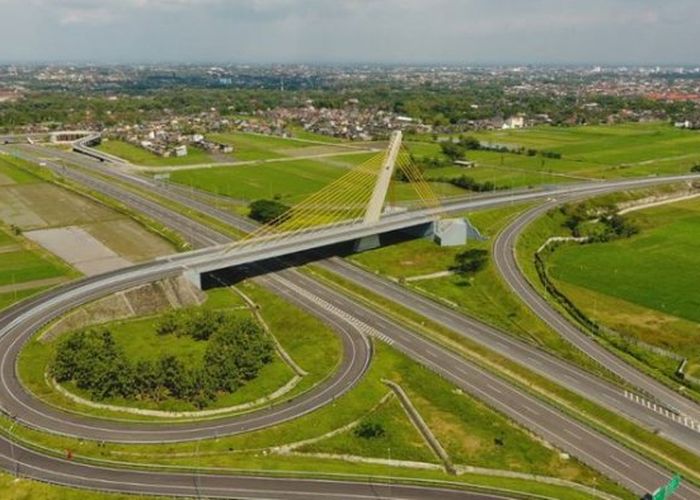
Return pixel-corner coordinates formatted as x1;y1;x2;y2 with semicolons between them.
619;192;700;214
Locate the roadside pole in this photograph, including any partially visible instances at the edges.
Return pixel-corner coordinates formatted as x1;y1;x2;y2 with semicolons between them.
9;417;18;480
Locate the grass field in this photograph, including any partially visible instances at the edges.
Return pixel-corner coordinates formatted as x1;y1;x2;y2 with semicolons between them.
170;153;373;203
300;394;437;463
0;249;70;286
208;131;351;162
97;139;215;166
548;197;700;361
474;122;700;177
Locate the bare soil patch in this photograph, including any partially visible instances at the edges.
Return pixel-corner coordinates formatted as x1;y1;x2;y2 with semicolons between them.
25;226;131;275
83;219;173;262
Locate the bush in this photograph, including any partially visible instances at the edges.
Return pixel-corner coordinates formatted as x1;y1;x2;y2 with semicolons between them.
448;174;497;192
354;421;385;439
451;248;489;275
248;199;290;224
691;164;700;173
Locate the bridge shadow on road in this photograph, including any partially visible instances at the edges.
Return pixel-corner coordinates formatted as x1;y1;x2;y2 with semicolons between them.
200;226;426;290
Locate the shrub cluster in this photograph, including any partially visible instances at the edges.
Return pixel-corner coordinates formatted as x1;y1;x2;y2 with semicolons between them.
354;421;385;439
248;199;290;224
560;202;638;241
52;312;274;408
446;174;499;193
451;248;489;276
440;136;562;161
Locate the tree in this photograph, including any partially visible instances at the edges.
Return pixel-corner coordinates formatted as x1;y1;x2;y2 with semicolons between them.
440;141;467;161
691;164;700;173
53;328;134;400
204;318;274;392
248;199;290;224
454;135;481;150
451;249;489;275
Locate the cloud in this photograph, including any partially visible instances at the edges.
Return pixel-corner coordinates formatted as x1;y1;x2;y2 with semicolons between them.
0;0;698;64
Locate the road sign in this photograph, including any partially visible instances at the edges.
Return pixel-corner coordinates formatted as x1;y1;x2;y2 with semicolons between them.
652;474;682;500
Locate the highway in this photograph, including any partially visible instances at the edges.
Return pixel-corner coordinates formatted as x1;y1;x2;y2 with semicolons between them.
2;144;700;497
28;143;700;446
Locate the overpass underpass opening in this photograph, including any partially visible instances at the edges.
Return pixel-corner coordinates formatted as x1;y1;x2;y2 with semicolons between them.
197;221;436;290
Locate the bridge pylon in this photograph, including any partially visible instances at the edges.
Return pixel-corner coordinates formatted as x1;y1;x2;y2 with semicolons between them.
363;130;402;224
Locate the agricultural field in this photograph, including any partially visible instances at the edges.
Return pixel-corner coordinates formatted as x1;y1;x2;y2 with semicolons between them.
548;196;700;368
208;131;354;161
474;122;700;178
0;223;76;306
406;122;700;189
0;153;174;310
0;154;42;185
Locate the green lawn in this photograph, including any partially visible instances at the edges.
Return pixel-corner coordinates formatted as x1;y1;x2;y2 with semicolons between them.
97;140;215;166
301;394;437;463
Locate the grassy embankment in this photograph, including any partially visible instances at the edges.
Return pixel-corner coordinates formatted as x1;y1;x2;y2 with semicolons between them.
0;472;161;500
348;202;607;373
5;341;627;499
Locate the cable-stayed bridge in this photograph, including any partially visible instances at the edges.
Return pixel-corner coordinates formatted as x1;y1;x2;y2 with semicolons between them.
181;131;449;287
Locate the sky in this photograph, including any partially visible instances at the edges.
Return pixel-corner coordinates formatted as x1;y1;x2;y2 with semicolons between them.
0;0;698;65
